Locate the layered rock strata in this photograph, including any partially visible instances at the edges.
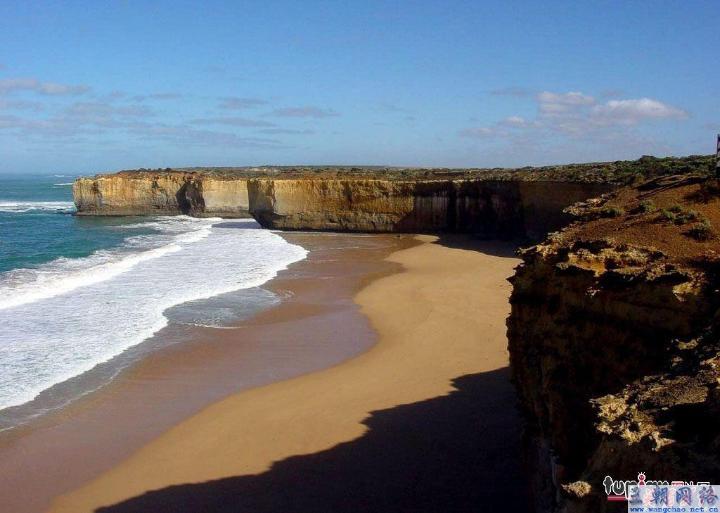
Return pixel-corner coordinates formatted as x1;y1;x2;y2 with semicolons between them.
246;178;612;238
73;172;250;217
73;172;611;239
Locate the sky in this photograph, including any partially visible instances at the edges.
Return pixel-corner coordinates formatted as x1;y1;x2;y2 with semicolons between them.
0;0;718;174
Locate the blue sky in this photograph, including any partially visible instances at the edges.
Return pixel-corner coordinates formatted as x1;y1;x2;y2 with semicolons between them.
0;0;718;173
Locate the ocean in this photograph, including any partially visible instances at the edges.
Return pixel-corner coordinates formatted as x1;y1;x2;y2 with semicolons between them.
0;174;307;429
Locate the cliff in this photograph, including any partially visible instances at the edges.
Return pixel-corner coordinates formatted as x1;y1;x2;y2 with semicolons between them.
73;172;251;217
72;156;714;237
507;174;720;512
247;178;612;239
74;173;611;238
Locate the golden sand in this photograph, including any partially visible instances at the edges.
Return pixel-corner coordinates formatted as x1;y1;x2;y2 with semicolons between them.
49;235;522;513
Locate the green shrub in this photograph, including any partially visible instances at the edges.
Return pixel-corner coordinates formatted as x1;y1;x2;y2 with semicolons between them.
600;206;625;218
687;220;715;241
660;209;677;222
685;210;702;222
661;206;706;225
637;200;656;213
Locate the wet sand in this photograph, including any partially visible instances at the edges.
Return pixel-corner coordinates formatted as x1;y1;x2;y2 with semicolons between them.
0;232;412;513
47;235;527;513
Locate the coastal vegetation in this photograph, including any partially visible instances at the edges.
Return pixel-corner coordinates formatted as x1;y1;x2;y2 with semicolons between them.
107;154;715;185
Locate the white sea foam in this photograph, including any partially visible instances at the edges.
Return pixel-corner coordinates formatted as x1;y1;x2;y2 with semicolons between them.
0;201;76;213
0;218;307;411
53;182;74;186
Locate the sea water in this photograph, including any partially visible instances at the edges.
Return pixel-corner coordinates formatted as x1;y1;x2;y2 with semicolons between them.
0;174;307;428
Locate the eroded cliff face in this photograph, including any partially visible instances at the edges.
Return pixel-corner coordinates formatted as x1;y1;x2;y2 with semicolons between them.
74;171;612;238
247;178;612;238
508;175;720;512
73;172;250;217
73;156;716;228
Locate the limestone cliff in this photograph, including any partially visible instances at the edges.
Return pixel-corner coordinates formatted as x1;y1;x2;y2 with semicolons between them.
246;178;611;239
73;171;612;238
74;156;714;236
507;175;720;512
73;171;250;217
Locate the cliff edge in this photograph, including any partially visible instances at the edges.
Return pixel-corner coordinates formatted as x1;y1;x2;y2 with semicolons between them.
73;155;713;239
508;174;720;512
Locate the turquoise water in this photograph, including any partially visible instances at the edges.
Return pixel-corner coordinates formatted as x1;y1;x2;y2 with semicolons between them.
0;175;307;425
0;174;158;273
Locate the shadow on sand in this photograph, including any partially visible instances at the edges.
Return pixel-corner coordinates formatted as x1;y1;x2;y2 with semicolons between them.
97;367;529;513
432;234;521;257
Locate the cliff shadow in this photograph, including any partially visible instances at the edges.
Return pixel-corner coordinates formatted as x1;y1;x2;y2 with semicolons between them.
432;234;521;258
96;368;530;513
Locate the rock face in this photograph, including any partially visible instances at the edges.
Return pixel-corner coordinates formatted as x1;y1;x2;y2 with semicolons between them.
507;176;720;512
73;172;250;217
248;178;613;238
75;155;717;234
74;171;612;238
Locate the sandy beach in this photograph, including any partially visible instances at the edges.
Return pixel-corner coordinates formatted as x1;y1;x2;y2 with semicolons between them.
46;234;526;513
0;232;412;513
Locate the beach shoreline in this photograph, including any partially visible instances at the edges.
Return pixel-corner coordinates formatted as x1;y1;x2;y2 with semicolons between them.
0;232;413;513
48;234;528;513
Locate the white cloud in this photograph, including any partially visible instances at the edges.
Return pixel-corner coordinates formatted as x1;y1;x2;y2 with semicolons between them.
190;117;276;128
130;124;288;149
378;103;412;114
534;91;687;133
269;106;339;118
0;99;157;138
218;97;268;110
460;115;538;139
0;80;303;152
37;82;87;95
0;99;45;112
0;78;89;96
460;90;690;152
257;128;315;135
489;86;533;97
131;92;182;102
591;98;688;125
537;91;595;118
501;116;530;128
65;101;152;118
538;91;595;106
458;126;503;138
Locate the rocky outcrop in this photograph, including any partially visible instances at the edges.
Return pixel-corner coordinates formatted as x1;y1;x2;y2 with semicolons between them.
507;175;720;512
73;172;250;217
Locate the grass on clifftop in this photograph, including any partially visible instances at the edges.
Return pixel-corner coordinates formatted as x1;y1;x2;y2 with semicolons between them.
561;173;720;265
105;154;715;185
